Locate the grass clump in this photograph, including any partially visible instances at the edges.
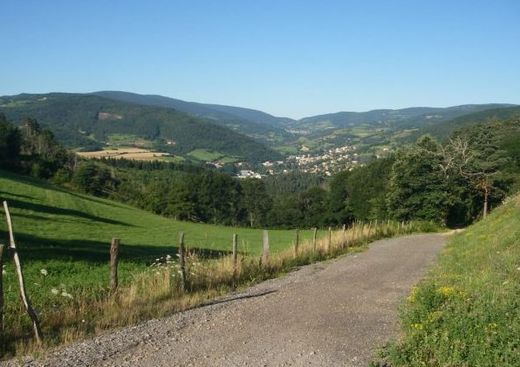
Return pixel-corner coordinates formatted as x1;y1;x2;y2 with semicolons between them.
380;195;520;366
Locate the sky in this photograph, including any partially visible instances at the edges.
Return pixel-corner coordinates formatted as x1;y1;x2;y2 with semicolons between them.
1;0;519;118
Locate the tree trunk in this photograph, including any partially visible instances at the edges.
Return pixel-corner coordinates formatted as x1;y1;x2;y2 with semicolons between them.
483;186;489;219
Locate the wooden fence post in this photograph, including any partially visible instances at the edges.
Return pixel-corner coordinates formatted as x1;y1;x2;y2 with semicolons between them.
312;227;318;253
262;230;269;266
232;233;238;280
341;224;347;249
109;238;120;293
0;243;4;335
178;232;187;292
327;227;332;252
2;201;42;344
293;229;299;258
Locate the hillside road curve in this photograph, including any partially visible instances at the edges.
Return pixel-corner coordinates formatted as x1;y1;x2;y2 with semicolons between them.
17;234;445;367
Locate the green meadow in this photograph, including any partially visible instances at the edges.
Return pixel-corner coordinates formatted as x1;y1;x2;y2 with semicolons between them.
0;170;315;340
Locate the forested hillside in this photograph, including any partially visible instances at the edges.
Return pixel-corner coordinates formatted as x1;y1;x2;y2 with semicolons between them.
94;91;294;145
0;93;281;163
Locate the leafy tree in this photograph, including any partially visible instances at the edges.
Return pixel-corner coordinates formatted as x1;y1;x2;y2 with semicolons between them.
345;157;394;221
164;177;198;221
298;186;328;228
326;171;352;225
387;136;451;224
72;161;117;196
240;178;272;227
442;125;510;219
0;114;21;168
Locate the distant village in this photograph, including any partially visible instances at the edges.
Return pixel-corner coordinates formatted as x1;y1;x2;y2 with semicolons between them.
235;144;365;179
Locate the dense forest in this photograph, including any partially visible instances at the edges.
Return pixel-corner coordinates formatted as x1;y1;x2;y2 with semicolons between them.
1;112;519;229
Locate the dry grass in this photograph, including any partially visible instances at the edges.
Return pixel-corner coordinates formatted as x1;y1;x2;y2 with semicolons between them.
1;220;436;359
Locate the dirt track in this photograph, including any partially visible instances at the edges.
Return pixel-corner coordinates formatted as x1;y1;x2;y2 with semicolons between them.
13;234;445;367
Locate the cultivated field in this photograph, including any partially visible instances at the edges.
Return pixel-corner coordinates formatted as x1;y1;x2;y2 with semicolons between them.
77;147;171;161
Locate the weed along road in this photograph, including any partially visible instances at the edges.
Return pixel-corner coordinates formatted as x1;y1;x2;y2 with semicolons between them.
18;234;445;367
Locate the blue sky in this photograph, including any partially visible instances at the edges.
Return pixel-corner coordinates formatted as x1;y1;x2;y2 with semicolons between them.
1;0;519;118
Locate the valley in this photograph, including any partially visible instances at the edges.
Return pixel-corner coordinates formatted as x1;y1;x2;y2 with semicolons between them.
2;92;518;177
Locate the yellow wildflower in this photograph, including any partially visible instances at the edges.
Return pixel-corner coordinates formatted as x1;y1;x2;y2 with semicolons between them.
412;323;424;330
407;286;418;303
437;286;456;297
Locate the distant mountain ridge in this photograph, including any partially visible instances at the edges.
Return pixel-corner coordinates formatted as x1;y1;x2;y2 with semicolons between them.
1;90;518;163
293;104;517;133
0;92;282;163
93;91;294;145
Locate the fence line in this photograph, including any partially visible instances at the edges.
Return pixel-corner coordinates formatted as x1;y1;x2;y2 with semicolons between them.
1;201;422;350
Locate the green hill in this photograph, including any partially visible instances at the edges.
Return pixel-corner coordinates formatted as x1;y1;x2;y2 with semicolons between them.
414;106;520;141
0;93;281;163
293;104;515;134
0;169;313;259
94;90;294;145
0;169;315;303
384;193;520;366
0;169;319;355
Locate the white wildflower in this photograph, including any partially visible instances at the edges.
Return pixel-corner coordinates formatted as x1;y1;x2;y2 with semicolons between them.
51;288;59;295
40;269;48;276
61;291;73;299
166;254;172;260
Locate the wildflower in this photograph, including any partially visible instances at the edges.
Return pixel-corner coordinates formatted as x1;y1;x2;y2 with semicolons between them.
407;287;418;303
51;288;59;295
437;286;456;297
166;254;172;261
40;269;48;276
412;323;423;330
61;291;73;299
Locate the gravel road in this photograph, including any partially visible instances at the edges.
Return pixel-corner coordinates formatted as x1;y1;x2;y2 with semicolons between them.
7;233;445;367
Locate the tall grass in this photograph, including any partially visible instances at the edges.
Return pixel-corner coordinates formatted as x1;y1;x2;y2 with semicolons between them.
379;195;520;366
1;220;436;358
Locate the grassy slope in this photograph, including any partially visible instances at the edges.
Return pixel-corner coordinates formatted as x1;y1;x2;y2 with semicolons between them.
0;170;436;357
0;170;314;314
383;194;520;366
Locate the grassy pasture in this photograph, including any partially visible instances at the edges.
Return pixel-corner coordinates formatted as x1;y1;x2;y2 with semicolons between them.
187;148;239;163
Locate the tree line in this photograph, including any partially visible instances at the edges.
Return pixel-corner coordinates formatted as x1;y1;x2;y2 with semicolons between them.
2;113;519;229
